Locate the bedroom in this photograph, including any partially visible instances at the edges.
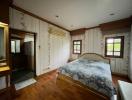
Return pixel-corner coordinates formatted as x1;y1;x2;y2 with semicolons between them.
0;0;132;100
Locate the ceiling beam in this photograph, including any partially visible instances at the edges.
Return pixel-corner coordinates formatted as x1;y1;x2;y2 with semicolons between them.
70;17;132;35
100;17;131;31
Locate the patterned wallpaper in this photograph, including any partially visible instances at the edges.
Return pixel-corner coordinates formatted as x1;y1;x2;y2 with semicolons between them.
70;28;131;75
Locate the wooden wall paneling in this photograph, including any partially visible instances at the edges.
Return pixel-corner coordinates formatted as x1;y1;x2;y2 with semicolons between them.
100;18;131;32
110;58;116;73
39;21;49;74
84;28;103;55
10;7;40;33
50;34;59;68
70;28;85;36
71;33;85;59
9;7;14;28
49;35;65;68
10;4;69;32
9;7;71;76
49;27;70;69
34;19;40;76
129;24;132;81
93;30;103;55
103;32;130;75
24;14;33;32
12;9;25;30
31;17;39;33
62;33;71;64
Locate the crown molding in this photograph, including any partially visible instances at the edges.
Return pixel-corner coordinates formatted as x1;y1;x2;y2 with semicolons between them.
10;4;70;32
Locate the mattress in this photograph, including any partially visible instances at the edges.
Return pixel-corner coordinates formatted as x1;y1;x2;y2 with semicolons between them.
58;59;114;97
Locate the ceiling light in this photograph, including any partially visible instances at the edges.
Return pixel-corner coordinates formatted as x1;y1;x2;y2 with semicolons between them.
110;13;115;16
55;15;59;18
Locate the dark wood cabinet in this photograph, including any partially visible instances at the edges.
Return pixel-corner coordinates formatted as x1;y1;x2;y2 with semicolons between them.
0;66;15;100
0;0;11;24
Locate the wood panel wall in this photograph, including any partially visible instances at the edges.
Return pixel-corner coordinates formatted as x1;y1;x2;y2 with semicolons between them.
100;17;131;32
70;28;85;36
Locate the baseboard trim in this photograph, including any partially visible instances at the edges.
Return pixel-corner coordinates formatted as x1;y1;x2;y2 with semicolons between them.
36;68;57;78
112;72;128;78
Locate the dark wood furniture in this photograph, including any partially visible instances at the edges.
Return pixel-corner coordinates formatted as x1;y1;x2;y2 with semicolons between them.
0;66;13;100
0;0;12;24
9;28;37;77
0;67;10;87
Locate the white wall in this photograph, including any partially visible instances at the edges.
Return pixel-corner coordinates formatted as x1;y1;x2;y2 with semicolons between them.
9;7;71;76
129;25;132;81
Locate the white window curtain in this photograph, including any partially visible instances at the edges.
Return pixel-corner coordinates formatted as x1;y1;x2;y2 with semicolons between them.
84;28;103;55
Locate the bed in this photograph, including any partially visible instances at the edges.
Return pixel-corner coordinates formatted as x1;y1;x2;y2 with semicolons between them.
57;53;114;100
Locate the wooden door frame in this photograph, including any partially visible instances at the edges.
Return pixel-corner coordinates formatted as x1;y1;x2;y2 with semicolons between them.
9;28;37;76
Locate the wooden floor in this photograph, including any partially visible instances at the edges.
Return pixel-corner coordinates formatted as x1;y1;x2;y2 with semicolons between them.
14;70;130;100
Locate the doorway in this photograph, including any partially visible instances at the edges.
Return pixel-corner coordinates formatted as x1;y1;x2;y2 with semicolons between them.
9;29;36;84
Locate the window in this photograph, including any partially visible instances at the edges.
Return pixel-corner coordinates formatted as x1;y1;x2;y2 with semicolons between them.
11;39;20;53
105;36;124;58
73;40;82;54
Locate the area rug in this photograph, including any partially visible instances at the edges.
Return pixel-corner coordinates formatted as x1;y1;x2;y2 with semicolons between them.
15;78;37;90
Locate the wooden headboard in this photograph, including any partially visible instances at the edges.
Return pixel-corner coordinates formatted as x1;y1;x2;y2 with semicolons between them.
79;53;110;64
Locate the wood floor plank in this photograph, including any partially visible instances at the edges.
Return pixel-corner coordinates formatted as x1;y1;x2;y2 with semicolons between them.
14;70;130;100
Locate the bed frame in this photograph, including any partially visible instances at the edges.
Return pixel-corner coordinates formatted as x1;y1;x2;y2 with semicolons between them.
79;53;110;64
57;53;111;100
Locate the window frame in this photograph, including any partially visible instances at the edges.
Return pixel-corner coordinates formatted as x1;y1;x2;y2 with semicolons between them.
11;39;21;53
105;36;124;58
73;40;82;54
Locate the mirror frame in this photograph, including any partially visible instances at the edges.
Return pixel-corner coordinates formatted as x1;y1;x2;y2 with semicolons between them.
0;22;9;67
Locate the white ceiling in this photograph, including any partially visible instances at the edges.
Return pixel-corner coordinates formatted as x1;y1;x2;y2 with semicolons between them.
13;0;132;31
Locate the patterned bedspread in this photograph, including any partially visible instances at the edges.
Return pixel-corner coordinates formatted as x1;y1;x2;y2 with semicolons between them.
58;59;114;97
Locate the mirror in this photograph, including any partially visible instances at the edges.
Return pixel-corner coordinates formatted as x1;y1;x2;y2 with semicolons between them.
0;27;6;61
0;23;8;66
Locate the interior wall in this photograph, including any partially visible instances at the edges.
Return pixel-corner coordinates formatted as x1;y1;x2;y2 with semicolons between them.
84;28;103;55
9;7;71;76
129;25;132;81
103;32;130;75
70;34;85;59
49;29;70;68
70;28;130;75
